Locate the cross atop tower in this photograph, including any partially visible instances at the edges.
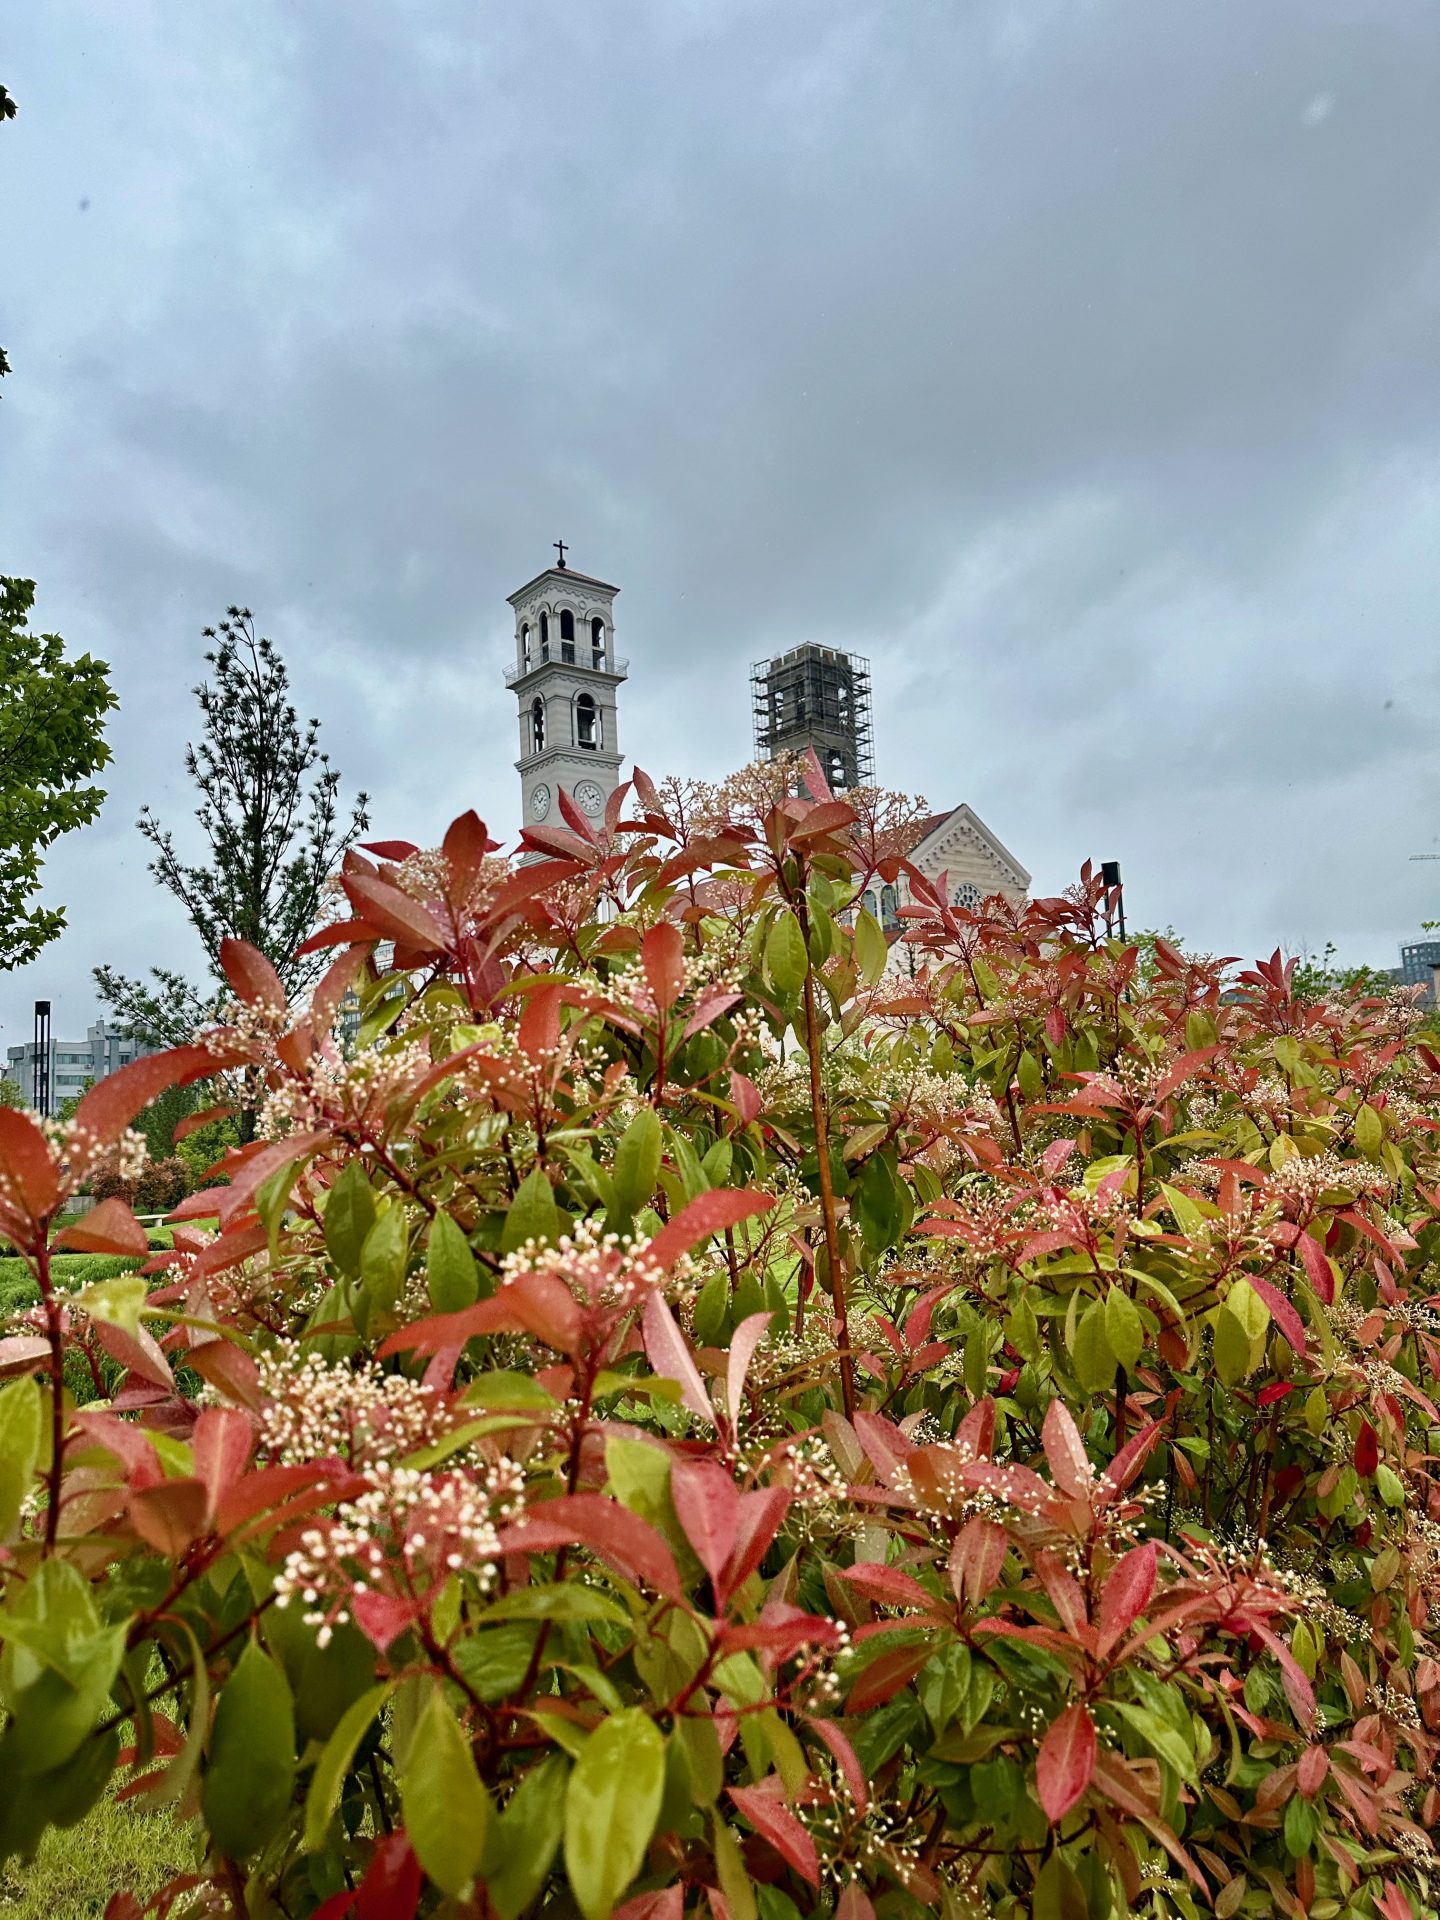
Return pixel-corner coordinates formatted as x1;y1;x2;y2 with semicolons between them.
553;538;568;569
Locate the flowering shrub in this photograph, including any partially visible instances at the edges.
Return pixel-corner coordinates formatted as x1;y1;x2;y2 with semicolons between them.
1;756;1439;1919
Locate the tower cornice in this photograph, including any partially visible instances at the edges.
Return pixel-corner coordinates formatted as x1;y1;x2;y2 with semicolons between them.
507;565;620;606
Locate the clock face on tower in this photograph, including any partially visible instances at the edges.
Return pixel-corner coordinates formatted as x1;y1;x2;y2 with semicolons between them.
529;783;551;821
575;781;606;818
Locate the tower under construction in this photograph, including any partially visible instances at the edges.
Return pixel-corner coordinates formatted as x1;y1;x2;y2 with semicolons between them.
750;644;874;792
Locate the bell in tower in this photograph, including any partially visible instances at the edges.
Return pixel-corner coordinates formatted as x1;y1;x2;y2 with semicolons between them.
506;549;628;834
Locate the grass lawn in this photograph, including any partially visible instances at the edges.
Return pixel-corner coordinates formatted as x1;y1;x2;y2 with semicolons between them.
0;1795;191;1917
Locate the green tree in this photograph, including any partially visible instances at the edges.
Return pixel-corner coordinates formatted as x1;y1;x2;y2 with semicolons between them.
0;579;117;970
95;607;368;1051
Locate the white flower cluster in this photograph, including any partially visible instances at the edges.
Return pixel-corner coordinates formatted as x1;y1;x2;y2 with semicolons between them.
255;1347;454;1467
273;1455;526;1648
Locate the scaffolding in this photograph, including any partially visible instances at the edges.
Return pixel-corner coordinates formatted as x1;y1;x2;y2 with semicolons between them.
751;645;874;791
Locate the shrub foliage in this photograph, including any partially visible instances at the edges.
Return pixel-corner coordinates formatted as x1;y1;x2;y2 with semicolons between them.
1;757;1438;1920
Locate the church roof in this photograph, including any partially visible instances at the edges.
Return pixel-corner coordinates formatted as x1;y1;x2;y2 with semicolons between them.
910;802;1031;892
507;565;620;605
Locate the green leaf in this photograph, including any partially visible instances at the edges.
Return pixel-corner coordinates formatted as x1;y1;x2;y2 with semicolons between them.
452;1625;538;1703
764;909;808;998
1072;1298;1117;1393
1033;1852;1089;1920
323;1160;376;1277
73;1275;146;1336
462;1371;558;1412
0;1377;41;1540
1104;1286;1144;1372
302;1679;396;1851
1215;1278;1269;1386
201;1639;296;1859
1017;1049;1044;1101
1110;1701;1197;1782
564;1707;666;1920
501;1165;562;1255
611;1107;663;1225
359;1205;408;1312
478;1584;629;1627
400;1686;491;1896
427;1209;480;1312
1159;1181;1208;1239
481;1753;568;1920
853;906;888;988
1354;1102;1383;1157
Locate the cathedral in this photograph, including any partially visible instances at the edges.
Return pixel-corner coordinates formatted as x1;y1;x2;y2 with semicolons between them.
507;551;1030;915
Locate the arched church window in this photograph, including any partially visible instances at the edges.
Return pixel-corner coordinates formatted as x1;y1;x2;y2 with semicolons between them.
880;883;899;931
862;889;878;919
521;622;532;669
576;692;598;749
560;609;576;664
828;748;847;790
591;617;605;666
953;881;982;913
531;696;546;752
539;612;550;661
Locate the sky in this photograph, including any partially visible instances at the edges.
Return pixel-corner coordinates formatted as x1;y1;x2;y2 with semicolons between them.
2;0;1440;1050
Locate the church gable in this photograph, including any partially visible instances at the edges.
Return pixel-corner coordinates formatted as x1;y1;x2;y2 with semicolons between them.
910;804;1030;902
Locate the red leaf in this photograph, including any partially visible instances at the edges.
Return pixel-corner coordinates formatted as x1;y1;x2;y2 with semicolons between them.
852;1409;914;1487
171;1103;235;1144
671;1457;740;1587
1298;1746;1329;1799
128;1478;209;1556
192;1406;253;1524
1296;1230;1335;1302
643;921;686;1015
52;1196;149;1256
719;1487;791;1602
353;1590;418;1650
1247;1273;1308;1357
947;1516;1009;1609
846;1642;931;1712
729;1782;820;1886
841;1562;935;1611
1355;1420;1379;1477
75;1047;217;1149
359;840;419;861
799;746;834;803
219;937;286;1012
643;1190;775;1276
498;1493;683;1599
1257;1382;1294;1406
1036;1703;1096;1822
1042;1398;1091;1498
615;1892;684;1920
806;1717;868;1813
341;873;447;953
441;810;496;890
295;918;382;956
356;1832;422;1920
835;1887;877;1920
726;1311;771;1427
0;1107;58;1219
1106;1419;1162;1493
1096;1541;1157;1658
729;1070;762;1126
641;1292;715;1428
92;1316;173;1390
517;980;564;1061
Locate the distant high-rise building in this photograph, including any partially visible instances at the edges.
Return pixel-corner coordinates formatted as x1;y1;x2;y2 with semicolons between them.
5;1018;150;1114
751;645;874;793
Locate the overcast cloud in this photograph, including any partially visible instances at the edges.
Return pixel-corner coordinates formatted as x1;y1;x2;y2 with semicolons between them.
2;0;1440;1046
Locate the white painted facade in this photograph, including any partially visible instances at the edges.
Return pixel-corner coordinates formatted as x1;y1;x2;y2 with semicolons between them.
508;563;627;834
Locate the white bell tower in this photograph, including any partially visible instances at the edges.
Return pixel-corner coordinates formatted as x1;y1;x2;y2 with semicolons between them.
507;545;627;835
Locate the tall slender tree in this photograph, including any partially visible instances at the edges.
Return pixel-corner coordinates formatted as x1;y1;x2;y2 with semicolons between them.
96;607;369;1055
